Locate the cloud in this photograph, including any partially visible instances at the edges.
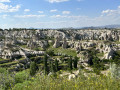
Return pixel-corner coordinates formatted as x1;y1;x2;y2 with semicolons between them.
51;15;86;19
14;15;46;18
0;14;9;19
102;9;115;14
0;0;10;2
48;0;69;3
0;3;20;13
62;11;70;14
51;15;67;18
38;11;44;13
101;6;120;16
50;9;57;12
118;6;120;9
77;0;84;2
24;9;30;12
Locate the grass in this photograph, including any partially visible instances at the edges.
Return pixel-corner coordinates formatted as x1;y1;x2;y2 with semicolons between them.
18;57;26;61
48;47;77;57
20;45;28;48
12;72;120;90
96;53;104;57
0;58;9;61
0;61;18;67
114;41;120;44
32;47;44;51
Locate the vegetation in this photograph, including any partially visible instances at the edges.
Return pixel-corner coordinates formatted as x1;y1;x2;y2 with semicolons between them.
55;59;58;72
68;57;73;70
47;47;77;57
30;62;38;76
44;54;48;75
73;56;78;69
12;71;120;90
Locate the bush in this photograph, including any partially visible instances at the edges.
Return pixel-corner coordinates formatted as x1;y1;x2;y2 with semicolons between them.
30;62;38;76
44;54;48;75
47;50;54;56
0;68;7;73
15;70;29;83
109;63;120;79
73;56;78;69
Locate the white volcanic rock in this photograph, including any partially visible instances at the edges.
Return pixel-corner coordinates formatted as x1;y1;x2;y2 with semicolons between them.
62;38;68;49
53;36;61;48
104;46;114;59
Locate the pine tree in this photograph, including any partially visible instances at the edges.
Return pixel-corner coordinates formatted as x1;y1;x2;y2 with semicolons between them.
44;54;48;75
30;61;38;76
50;61;55;73
69;57;73;70
74;56;78;69
55;59;58;72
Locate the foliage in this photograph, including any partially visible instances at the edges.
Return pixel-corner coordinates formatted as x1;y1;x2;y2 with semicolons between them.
68;57;73;70
109;63;120;79
0;70;15;90
50;61;55;73
30;62;38;76
48;47;77;57
46;50;54;56
15;70;29;83
44;54;48;75
12;73;120;90
0;68;7;73
73;56;78;69
55;59;59;72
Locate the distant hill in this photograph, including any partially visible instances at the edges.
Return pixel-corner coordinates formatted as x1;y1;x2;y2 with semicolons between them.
81;24;120;29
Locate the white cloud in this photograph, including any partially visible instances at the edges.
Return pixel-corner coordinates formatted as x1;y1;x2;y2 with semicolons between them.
14;15;46;18
62;11;70;14
50;9;57;12
102;9;115;14
0;3;20;13
118;6;120;9
51;15;67;18
0;0;10;2
77;0;84;2
101;6;120;17
48;0;69;3
1;14;9;19
24;9;30;12
38;11;44;13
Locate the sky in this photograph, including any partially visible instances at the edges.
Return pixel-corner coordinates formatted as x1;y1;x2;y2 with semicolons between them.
0;0;120;29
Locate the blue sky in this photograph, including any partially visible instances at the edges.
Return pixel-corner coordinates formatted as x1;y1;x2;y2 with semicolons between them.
0;0;120;29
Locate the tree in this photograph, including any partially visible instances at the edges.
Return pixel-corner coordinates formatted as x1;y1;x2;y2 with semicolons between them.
74;56;78;69
44;54;48;75
68;57;73;70
50;61;55;73
47;50;54;56
55;59;58;72
30;61;38;76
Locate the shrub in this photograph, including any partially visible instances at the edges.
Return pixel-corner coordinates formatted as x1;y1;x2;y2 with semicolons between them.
109;63;120;79
55;59;59;72
15;70;29;83
30;62;38;76
44;54;48;75
68;57;73;70
73;56;78;69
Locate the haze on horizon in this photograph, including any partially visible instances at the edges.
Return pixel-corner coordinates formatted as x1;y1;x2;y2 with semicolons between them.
0;0;120;29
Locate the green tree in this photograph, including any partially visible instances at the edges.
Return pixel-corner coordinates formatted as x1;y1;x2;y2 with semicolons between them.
30;61;38;76
44;54;48;75
50;61;55;73
47;50;54;56
55;59;58;72
74;56;78;69
68;57;73;70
